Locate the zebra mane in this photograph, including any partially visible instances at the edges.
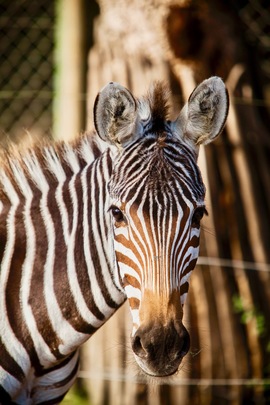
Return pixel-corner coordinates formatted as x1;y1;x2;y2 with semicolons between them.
139;81;171;133
0;132;102;197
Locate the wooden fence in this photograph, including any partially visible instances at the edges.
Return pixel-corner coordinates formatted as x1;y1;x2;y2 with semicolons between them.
81;1;270;404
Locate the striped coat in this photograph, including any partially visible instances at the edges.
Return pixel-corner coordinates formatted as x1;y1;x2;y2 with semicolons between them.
0;77;228;403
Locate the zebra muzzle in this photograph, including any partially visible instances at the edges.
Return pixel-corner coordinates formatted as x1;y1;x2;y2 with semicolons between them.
131;321;190;377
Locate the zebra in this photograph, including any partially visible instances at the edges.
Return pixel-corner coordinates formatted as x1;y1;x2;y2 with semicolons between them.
0;76;228;404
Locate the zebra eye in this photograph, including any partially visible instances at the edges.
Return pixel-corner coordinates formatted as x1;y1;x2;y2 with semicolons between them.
191;206;207;228
110;206;125;223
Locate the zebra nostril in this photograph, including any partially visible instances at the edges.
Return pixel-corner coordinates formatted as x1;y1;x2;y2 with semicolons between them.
178;327;190;358
132;335;148;359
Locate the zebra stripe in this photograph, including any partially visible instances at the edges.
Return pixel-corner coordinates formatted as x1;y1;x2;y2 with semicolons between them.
0;134;204;399
0;137;127;402
110;135;205;330
0;78;229;401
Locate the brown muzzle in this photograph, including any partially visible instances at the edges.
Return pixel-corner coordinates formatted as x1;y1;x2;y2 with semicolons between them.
131;320;190;377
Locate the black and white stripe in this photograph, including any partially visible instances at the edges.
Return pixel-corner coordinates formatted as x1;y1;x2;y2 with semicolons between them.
0;138;126;403
109;135;205;329
0;77;229;401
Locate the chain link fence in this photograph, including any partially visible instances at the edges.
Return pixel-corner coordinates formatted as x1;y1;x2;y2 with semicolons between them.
0;0;268;143
239;0;270;78
0;1;55;143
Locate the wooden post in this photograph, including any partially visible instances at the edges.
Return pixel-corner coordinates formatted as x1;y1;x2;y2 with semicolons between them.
53;0;85;140
83;1;270;403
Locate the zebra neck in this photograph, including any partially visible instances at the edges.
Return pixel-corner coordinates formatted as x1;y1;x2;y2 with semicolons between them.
0;141;126;367
48;147;126;346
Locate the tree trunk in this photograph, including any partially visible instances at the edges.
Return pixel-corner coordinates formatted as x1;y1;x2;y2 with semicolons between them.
82;1;270;404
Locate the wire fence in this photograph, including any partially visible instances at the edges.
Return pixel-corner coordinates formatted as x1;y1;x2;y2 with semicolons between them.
75;254;270;390
0;1;270;146
0;1;55;141
197;256;270;272
77;369;270;387
239;0;270;78
1;2;270;403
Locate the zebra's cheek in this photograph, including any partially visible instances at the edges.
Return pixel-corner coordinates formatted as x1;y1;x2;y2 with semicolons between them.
124;284;141;331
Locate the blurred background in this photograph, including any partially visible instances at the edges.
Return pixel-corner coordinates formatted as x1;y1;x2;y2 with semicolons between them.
1;0;270;404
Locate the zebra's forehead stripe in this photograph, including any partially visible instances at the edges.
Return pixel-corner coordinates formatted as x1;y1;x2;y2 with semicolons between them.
110;137;205;204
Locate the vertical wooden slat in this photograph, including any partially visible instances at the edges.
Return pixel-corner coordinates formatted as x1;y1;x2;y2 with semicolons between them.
83;1;270;403
53;0;85;140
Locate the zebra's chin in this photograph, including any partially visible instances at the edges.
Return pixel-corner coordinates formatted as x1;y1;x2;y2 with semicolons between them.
133;354;183;377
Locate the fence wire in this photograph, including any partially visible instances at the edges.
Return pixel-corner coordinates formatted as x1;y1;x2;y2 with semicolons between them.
1;1;270;148
0;1;55;141
239;0;270;78
197;256;270;272
78;369;270;387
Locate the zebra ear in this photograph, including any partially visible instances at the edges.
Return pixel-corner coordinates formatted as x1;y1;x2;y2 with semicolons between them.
175;76;229;148
94;82;138;147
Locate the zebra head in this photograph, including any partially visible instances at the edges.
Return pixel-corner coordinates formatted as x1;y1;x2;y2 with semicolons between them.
94;78;229;377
